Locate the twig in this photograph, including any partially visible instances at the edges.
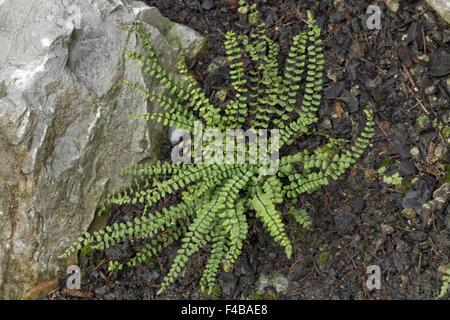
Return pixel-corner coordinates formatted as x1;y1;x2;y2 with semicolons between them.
92;258;107;272
402;63;418;92
299;269;314;282
323;188;336;214
406;85;430;115
427;237;441;257
422;27;426;55
341;248;358;270
359;57;386;75
417;252;422;274
289;256;310;272
376;120;388;137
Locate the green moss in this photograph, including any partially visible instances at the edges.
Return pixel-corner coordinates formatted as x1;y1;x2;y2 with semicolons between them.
441;164;450;184
248;292;264;300
380;157;392;166
248;292;278;300
319;252;330;265
288;215;313;244
401;181;411;194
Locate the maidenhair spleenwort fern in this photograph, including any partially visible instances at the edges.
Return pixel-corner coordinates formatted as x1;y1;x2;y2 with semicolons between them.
59;1;375;295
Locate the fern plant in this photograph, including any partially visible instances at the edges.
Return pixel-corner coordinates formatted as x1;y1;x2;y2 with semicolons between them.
439;268;450;299
417;115;450;138
60;1;375;295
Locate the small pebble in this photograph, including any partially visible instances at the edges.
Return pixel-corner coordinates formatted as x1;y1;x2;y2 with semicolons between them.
401;208;416;220
410;146;420;160
381;223;395;234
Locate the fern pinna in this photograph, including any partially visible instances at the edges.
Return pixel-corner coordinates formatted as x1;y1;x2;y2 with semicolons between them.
60;2;375;295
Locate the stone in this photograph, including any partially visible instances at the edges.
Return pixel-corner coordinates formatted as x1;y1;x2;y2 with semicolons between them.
381;224;395;234
425;85;437;95
421;183;450;216
402;189;432;214
402;208;417;220
271;273;289;294
425;0;450;24
410;146;420;160
386;0;400;12
445;214;450;232
407;231;427;242
332;117;353;138
398;160;417;176
257;272;289;294
0;0;206;299
218;272;238;296
324;82;344;98
341;89;359;113
352;196;365;214
334;210;357;235
202;0;214;10
320;118;332;130
428;50;450;77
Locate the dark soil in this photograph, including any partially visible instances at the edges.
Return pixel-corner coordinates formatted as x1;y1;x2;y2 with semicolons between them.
48;0;449;300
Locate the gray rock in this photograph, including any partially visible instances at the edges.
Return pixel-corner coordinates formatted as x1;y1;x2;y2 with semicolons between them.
332;117;352;138
341;89;359;113
393;252;407;272
271;273;289;293
324;82;344;98
445;214;450;231
402;186;432;214
421;183;450;216
218;272;238;296
425;0;450;24
334;210;357;235
398;160;417;176
428;50;450;77
202;0;214;10
352;196;365;214
407;231;427;242
0;0;206;299
233;255;254;277
256;272;289;294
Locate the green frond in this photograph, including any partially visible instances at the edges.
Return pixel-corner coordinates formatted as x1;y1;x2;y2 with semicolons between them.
252;186;292;259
